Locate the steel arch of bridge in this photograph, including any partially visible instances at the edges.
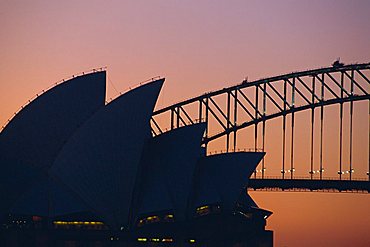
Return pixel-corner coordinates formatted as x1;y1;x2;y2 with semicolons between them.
151;63;370;190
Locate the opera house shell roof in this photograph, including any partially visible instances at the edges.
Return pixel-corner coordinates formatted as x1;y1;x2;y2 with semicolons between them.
0;71;269;232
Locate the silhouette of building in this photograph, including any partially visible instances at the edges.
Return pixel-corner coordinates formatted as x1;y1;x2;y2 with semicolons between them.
0;71;273;246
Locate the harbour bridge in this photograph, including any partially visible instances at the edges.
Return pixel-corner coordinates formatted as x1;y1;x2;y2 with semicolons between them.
151;63;370;193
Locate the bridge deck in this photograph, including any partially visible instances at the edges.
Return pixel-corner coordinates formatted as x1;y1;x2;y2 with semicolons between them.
248;179;370;193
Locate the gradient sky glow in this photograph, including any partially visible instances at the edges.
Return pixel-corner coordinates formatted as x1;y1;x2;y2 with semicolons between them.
1;1;370;246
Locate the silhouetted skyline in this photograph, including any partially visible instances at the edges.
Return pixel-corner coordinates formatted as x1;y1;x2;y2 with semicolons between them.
1;1;369;246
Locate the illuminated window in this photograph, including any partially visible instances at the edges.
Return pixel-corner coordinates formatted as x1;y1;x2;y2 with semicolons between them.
196;205;210;216
146;215;160;223
163;214;175;222
137;215;160;227
195;204;222;217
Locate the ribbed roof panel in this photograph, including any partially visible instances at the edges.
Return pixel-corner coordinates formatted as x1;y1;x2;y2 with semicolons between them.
193;152;264;212
0;72;106;215
51;79;164;229
136;124;206;221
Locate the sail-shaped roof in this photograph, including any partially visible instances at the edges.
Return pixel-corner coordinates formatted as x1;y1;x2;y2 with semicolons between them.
10;176;89;217
0;72;106;216
238;192;258;208
192;163;222;208
135;124;206;221
51;79;164;229
193;152;264;212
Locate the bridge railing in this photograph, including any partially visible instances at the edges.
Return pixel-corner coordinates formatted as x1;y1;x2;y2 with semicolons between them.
250;176;368;181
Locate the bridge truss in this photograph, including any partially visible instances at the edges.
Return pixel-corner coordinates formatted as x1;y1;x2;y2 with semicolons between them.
151;63;370;192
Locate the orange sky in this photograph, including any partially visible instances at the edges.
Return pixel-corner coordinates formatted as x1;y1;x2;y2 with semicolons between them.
1;1;369;246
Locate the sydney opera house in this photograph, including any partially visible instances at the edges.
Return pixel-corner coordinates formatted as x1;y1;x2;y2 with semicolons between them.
0;71;272;246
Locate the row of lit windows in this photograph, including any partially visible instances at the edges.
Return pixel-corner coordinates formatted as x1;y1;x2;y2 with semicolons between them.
195;205;221;217
137;237;195;243
53;221;104;225
53;221;106;230
5;205;222;230
137;205;222;225
137;214;174;227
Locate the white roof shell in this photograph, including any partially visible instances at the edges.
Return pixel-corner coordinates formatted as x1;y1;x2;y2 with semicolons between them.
136;124;206;221
0;72;106;215
51;79;164;228
193;152;264;211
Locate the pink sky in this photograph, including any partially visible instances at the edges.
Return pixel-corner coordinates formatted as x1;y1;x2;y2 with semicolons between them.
1;1;369;246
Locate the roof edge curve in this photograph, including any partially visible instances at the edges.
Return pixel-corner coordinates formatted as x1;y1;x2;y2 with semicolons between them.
1;69;106;133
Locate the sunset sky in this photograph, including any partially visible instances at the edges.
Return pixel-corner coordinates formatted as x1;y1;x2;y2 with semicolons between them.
1;1;369;246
